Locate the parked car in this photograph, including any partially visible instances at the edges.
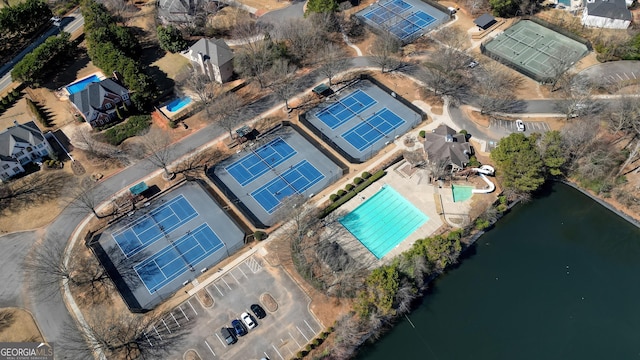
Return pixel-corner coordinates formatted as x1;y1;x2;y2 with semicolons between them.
251;304;267;319
241;312;256;329
467;60;479;68
221;327;237;345
515;119;525;132
232;319;247;337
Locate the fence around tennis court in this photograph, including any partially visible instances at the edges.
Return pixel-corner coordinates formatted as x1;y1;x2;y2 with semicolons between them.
480;19;591;84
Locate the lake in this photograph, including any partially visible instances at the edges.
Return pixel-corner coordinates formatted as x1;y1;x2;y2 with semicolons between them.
356;183;640;360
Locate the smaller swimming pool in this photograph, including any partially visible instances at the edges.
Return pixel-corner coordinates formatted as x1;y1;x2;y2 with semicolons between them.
557;0;570;6
66;75;101;94
167;97;192;112
339;185;428;259
452;184;474;202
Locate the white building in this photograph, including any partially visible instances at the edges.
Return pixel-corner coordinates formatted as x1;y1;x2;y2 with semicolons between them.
582;0;632;29
0;121;53;182
182;38;234;83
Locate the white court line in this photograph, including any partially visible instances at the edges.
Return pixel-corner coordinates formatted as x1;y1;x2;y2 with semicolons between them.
238;267;248;279
215;333;227;348
229;271;239;282
213;284;224;296
221;278;232;290
271;345;284;360
289;332;301;347
170;312;180;327
281;339;294;356
205;340;216;356
187;299;198;315
153;326;163;340
179;306;189;321
296;326;310;341
162;319;171;333
304;320;317;334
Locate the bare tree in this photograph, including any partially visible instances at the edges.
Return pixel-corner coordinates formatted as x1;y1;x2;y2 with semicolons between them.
61;310;191;360
66;179;114;219
171;147;224;178
277;18;329;66
318;43;349;86
371;31;401;73
234;40;275;88
474;63;522;114
0;172;71;211
181;66;219;114
138;128;175;179
606;96;640;135
268;59;298;111
72;127;131;167
553;73;599;119
208;92;245;138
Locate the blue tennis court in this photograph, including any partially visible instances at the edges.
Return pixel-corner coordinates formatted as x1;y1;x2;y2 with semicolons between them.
361;0;440;41
252;160;325;213
315;89;377;129
225;137;297;186
342;108;406;151
112;195;197;257
134;223;224;293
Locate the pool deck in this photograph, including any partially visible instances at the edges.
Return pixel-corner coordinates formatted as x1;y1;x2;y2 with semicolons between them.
64;71;106;96
324;160;471;266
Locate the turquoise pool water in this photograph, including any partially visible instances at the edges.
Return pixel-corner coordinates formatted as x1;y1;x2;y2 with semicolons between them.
167;97;192;112
339;185;428;259
452;184;474;202
66;75;100;94
558;0;570;5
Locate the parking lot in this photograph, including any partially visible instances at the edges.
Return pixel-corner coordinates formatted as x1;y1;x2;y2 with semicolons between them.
150;255;323;360
490;118;550;133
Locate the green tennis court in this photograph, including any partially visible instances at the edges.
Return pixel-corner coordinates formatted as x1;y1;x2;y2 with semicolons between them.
483;20;588;81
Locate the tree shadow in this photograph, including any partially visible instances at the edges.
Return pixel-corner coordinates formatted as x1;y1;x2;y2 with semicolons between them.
42;46;92;91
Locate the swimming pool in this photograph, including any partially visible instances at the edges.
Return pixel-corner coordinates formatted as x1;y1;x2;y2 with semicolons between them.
167;97;192;112
557;0;570;6
339;185;428;259
452;184;474;202
66;75;101;94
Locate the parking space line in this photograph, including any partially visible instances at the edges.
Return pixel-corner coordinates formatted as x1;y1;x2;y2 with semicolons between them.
617;73;624;80
264;352;271;359
624;73;630;80
633;72;637;79
187;300;198;315
153;326;163;340
204;340;216;356
144;332;153;346
179;306;189;321
238;267;248;279
170;312;180;327
289;332;301;347
215;333;227;348
229;271;239;282
271;344;284;360
296;326;310;341
205;286;216;301
221;278;232;290
304;320;317;334
213;283;224;296
162;319;172;333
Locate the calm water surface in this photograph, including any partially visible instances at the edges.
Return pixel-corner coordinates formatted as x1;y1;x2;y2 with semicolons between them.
357;183;640;360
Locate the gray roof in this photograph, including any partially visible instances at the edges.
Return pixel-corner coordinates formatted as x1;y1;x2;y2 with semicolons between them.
586;0;632;20
158;0;200;20
190;38;234;66
0;121;45;161
424;124;471;168
70;78;128;118
474;13;497;29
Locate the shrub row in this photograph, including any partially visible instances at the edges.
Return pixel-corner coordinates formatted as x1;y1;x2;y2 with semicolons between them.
25;98;50;127
321;170;386;218
0;89;21;113
290;327;335;360
103;115;151;145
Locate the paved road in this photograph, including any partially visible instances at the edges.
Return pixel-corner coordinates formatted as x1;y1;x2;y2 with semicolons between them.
0;11;85;94
578;60;640;86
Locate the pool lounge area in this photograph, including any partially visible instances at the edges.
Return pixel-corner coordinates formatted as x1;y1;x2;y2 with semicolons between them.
66;74;104;95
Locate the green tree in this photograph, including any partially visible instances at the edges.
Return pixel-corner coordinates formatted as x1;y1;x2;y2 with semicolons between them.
157;25;187;53
539;130;566;177
12;32;74;85
489;0;519;17
305;0;338;15
355;265;399;318
491;133;545;193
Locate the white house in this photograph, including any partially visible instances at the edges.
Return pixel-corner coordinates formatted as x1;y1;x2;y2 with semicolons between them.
582;0;632;29
0;120;53;182
182;38;234;83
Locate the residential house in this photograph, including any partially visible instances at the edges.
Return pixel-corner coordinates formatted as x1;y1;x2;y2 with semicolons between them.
157;0;204;24
70;78;131;128
182;38;234;83
423;124;472;172
0;120;53;182
582;0;632;29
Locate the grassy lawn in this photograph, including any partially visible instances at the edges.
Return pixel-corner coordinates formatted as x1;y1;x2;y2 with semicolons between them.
0;308;44;342
152;52;190;80
0;0;25;8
